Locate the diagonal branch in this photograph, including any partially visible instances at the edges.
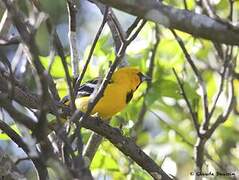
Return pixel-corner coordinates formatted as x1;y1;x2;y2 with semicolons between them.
79;114;172;180
172;68;200;136
206;78;234;138
74;7;109;91
81;3;147;164
0;94;36;131
208;58;229;120
0;119;48;179
125;19;147;45
90;0;125;49
89;1;127;67
171;29;209;130
0;10;11;36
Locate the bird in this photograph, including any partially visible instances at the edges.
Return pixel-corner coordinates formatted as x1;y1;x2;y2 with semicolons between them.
62;67;151;119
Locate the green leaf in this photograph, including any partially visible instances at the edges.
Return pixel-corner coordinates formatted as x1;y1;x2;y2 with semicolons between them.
146;79;181;106
55;78;68;98
0;124;21;140
94;34;113;56
136;132;150;146
91;150;119;171
39;56;72;78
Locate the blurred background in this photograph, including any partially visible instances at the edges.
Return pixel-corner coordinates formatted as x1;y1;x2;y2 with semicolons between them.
0;0;239;179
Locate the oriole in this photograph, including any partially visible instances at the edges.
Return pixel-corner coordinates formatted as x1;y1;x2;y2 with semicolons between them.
63;67;150;119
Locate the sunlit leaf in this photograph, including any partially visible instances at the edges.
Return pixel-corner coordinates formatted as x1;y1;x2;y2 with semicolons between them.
0;124;21;140
39;56;72;78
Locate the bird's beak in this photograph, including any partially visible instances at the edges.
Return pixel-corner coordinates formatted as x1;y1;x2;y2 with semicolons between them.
141;74;151;82
138;72;151;82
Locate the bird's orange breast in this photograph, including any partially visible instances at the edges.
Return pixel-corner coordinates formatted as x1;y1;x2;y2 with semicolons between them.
75;83;129;119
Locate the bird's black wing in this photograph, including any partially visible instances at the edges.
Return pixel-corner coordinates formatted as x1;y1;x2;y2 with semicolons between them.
61;78;102;104
76;78;102;97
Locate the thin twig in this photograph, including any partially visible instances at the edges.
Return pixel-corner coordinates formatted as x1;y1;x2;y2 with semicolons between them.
172;68;200;136
150;110;194;147
0;50;15;98
0;70;40;110
126;19;147;45
89;0;125;47
126;17;141;37
206;78;234;138
74;7;109;92
98;0;239;45
0;10;11;36
81;3;128;165
208;56;230;120
201;0;217;19
183;0;188;10
132;24;160;132
30;0;64;102
198;0;225;62
108;9;125;44
228;0;234;21
33;0;75;110
0;118;48;179
171;29;209;130
83;132;103;165
0;119;30;153
0;94;36;130
0;36;20;46
67;0;79;78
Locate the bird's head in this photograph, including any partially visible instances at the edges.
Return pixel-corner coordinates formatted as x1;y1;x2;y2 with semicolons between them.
112;67;151;91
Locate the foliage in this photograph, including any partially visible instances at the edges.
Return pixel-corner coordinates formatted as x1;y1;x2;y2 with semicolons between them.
0;0;239;179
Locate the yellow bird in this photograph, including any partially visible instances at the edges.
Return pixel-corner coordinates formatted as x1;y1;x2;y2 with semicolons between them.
63;67;150;119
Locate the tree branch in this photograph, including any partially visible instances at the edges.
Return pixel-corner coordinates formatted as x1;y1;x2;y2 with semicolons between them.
98;0;239;45
0;117;47;179
0;70;62;113
206;78;234;138
0;10;11;36
80;4;147;165
1;70;172;179
80;114;172;180
0;94;36;131
172;69;200;136
132;24;160;133
74;7;108;91
83;132;103;165
66;0;80;78
171;30;206;132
